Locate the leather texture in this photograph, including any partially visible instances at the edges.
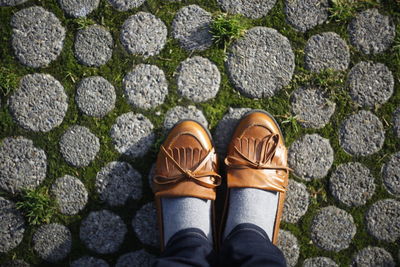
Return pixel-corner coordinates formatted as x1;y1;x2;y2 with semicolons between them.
153;120;220;250
224;111;290;244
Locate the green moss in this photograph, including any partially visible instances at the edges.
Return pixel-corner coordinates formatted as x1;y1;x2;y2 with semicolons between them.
0;0;399;266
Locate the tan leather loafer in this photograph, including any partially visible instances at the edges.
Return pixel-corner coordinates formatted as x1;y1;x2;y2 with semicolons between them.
222;110;290;244
152;120;221;250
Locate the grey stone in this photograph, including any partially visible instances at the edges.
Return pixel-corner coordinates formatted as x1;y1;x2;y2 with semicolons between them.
303;257;338;267
110;112;155;157
214;107;251;155
288;134;334;181
172;5;213;51
51;175;88;215
347;61;394;107
311;206;356;251
9;74;68;132
132;202;159;247
0;137;47;194
76;76;116;118
352;247;395;267
227;27;294;98
282;179;309;224
71;256;109;267
11;6;65;68
0;197;25;253
0;0;28;6
217;0;276;19
116;250;155;267
123;64;168;110
58;0;100;17
120;12;167;57
349;9;395;54
1;259;30;267
95;161;143;206
59;126;100;167
394;107;400;138
382;152;400;196
107;0;145;11
339;110;385;156
304;32;350;72
163;105;208;131
80;210;127;254
284;0;329;32
366;199;400;242
330;162;375;207
277;230;299;267
176;56;220;102
33;223;72;262
75;25;113;67
290;86;336;129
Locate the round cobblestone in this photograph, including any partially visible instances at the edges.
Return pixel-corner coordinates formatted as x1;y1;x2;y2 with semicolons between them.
349;9;395;54
0;137;47;194
120;12;167;57
0;0;28;6
352;247;395;267
227;27;294;98
9;74;68;132
284;0;329;32
96;161;142;206
11;6;65;68
176;56;220;102
51;175;88;215
71;256;109;267
382;152;400;196
339;110;385;156
76;76;116;118
283;179;309;223
277;230;299;267
132;202;158;247
304;32;350;72
75;25;113;67
80;210;127;254
116;250;155;267
330;162;375;207
394;107;400;138
303;257;338;267
172;5;213;51
163;105;208;131
311;206;356;251
123;64;168;110
217;0;276;19
214;108;252;155
58;0;100;17
366;199;400;242
290;86;336;129
0;197;25;253
107;0;145;11
33;223;72;262
59;126;100;167
288;134;334;181
1;259;30;267
111;112;155;157
347;61;394;107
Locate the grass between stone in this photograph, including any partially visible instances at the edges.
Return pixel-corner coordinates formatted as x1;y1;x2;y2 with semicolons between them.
0;0;399;265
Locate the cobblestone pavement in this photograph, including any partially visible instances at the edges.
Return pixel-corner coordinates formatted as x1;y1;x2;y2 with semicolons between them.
0;0;399;266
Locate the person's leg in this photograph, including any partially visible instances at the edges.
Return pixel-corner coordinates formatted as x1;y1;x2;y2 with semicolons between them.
218;223;286;267
153;227;215;267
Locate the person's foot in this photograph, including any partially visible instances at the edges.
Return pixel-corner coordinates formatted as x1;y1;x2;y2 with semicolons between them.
152;120;221;249
222;111;290;244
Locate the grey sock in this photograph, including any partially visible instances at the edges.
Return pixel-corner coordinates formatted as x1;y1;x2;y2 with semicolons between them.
224;188;278;239
162;197;212;246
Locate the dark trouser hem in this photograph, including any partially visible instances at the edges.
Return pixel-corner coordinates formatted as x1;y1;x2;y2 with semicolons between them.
153;223;286;267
